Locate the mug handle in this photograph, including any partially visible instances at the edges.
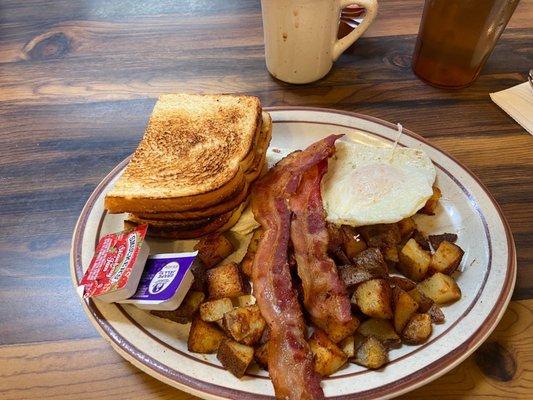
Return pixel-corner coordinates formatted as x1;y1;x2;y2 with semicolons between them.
332;0;378;61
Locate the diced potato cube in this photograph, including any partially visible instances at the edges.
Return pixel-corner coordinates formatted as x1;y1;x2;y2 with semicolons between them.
428;303;445;324
417;272;462;304
190;261;207;293
428;233;458;250
315;316;359;344
207;262;245;299
340;247;389;288
354;336;388;369
234;294;256;308
353;279;393;319
199;298;234;322
239;253;254;278
358;224;401;249
402;313;432;344
398;238;431;282
309;329;348;376
188;316;226;354
358;224;401;262
383;246;399;263
217;339;254;378
358;318;401;348
388;276;417;292
393;288;419;334
429;241;464;275
419;186;441;215
247;228;263;253
194;233;234;268
413;229;431;251
407;287;434;313
222;305;266;346
254;342;269;369
151;291;205;324
239;229;262;277
339;335;355;358
397;217;416;241
340;225;367;259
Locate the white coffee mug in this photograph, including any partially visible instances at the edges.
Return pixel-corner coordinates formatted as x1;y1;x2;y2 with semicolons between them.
261;0;378;84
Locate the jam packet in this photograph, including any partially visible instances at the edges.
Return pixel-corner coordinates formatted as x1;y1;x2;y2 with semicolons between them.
119;252;197;310
80;225;150;302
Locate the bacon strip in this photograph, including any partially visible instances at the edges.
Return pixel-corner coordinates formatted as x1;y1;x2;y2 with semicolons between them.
251;135;341;400
289;160;355;340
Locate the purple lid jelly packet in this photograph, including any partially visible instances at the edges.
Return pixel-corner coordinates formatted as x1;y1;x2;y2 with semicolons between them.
128;251;197;301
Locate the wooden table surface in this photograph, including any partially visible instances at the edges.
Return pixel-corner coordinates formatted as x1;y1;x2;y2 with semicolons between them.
1;0;532;399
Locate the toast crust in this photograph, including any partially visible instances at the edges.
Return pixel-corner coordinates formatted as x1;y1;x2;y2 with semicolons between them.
105;94;262;211
125;202;246;239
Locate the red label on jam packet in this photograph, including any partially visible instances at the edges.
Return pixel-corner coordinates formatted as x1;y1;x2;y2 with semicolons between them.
80;225;148;298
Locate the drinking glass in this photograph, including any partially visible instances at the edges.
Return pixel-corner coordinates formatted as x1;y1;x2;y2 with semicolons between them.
412;0;520;88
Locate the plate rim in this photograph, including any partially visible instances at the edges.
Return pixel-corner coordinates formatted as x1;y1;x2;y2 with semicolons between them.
70;106;516;399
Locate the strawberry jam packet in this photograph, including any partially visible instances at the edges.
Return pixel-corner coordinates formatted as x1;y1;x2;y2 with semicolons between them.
80;224;150;302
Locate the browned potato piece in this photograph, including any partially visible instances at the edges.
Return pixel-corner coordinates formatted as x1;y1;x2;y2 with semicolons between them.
354;336;388;369
349;247;389;282
217;339;254;378
239;229;262;277
254;342;269;369
398;238;431;282
151;290;205;324
338;249;388;289
309;329;348;376
340;225;367;259
412;229;431;251
193;233;234;268
352;279;393;319
397;217;416;241
430;241;464;275
358;224;401;249
393;288;419;334
188;316;226;353
358;318;401;348
428;303;445;324
419;186;442;215
388;276;417;292
239;253;254;278
339;335;355;358
316;316;359;344
417;272;462;304
207;262;245;299
428;233;458;249
358;224;401;262
402;313;432;344
233;294;256;307
407;287;434;313
199;298;234;322
190;261;207;293
222;305;266;346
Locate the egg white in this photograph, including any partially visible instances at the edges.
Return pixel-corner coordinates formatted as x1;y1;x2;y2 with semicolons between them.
322;140;436;226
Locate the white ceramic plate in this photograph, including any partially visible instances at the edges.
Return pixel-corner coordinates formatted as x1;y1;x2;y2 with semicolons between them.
71;107;516;399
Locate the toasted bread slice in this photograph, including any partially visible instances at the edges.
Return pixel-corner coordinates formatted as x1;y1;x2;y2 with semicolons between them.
133;113;271;220
105;94;262;213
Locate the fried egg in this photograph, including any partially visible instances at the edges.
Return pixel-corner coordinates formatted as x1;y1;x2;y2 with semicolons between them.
322;140;436;226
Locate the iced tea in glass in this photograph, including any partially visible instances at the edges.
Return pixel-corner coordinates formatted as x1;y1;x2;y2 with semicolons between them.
412;0;519;88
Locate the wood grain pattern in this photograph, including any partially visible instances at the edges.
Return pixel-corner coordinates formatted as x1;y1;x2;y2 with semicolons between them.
0;300;530;400
0;0;531;398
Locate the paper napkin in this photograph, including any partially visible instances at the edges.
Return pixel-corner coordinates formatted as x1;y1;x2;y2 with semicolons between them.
490;82;533;135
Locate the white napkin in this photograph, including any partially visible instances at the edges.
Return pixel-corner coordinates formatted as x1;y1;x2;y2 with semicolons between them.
490;82;533;135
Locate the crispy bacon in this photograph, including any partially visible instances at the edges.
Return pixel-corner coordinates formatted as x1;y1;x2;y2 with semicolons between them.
251;135;341;400
289;161;355;340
